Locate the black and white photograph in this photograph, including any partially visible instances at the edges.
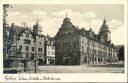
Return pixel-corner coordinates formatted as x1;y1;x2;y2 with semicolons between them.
3;4;125;73
0;0;127;82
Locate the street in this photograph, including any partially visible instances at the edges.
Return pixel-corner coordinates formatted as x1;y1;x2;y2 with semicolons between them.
23;65;124;73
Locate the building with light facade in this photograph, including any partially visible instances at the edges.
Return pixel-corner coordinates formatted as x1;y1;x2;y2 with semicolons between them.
3;21;45;70
45;35;55;65
17;21;45;63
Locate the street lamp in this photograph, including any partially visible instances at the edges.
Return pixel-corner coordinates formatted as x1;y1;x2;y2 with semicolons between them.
33;33;37;73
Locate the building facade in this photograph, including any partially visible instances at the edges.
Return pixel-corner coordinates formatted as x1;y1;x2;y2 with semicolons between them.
3;21;45;70
45;35;55;65
32;21;45;65
55;17;118;65
17;21;45;67
3;23;24;69
17;26;35;69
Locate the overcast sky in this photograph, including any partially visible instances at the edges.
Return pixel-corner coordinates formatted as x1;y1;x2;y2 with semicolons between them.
7;4;124;45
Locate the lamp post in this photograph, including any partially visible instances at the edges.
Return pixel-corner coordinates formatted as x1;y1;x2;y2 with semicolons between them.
33;33;37;73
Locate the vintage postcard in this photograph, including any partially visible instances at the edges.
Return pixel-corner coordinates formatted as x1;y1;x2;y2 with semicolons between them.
0;0;127;82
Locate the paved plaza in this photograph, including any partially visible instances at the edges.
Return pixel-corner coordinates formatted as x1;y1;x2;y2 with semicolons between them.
23;64;124;73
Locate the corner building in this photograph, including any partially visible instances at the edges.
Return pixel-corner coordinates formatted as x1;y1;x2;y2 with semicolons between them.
55;17;118;65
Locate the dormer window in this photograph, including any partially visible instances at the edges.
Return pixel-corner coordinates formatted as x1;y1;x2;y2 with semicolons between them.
89;32;93;38
81;38;84;43
25;34;29;38
100;36;105;43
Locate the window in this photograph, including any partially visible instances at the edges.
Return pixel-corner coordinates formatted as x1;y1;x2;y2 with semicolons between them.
31;36;33;38
51;46;55;50
20;34;23;37
101;58;103;62
31;53;34;60
89;49;92;54
98;58;100;62
48;51;50;55
109;48;111;51
88;40;91;45
38;48;40;52
27;40;30;44
25;34;29;38
96;50;97;54
52;51;55;55
105;52;107;56
26;53;29;59
24;39;26;44
95;57;97;61
81;38;84;43
94;49;96;54
99;44;100;48
92;49;93;54
88;48;90;53
24;39;31;44
51;42;53;45
38;48;42;52
26;46;29;51
32;47;34;52
40;48;42;52
82;46;84;52
90;57;92;62
18;45;22;52
74;58;77;62
39;42;41;45
48;46;50;49
108;53;111;58
98;50;100;55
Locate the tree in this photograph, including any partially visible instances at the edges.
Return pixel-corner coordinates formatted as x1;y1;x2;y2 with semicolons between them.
3;4;9;28
3;4;13;60
118;47;124;62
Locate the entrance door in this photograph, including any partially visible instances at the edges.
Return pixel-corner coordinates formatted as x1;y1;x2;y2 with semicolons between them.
63;57;70;65
84;57;87;64
65;58;69;65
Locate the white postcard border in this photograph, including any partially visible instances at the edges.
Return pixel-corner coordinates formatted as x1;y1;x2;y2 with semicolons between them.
0;0;127;82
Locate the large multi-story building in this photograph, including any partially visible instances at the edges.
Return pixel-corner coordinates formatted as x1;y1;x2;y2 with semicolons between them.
17;21;45;60
55;16;118;65
32;21;45;65
3;21;45;70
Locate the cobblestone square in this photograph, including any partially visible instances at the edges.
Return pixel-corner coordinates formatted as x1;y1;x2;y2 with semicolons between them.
22;64;124;73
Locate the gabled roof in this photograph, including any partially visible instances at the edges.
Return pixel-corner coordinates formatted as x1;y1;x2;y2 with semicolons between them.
55;17;116;48
19;28;33;35
13;25;26;34
12;24;45;38
46;35;55;45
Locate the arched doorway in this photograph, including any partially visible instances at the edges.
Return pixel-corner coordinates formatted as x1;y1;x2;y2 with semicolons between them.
63;57;70;65
64;58;69;65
